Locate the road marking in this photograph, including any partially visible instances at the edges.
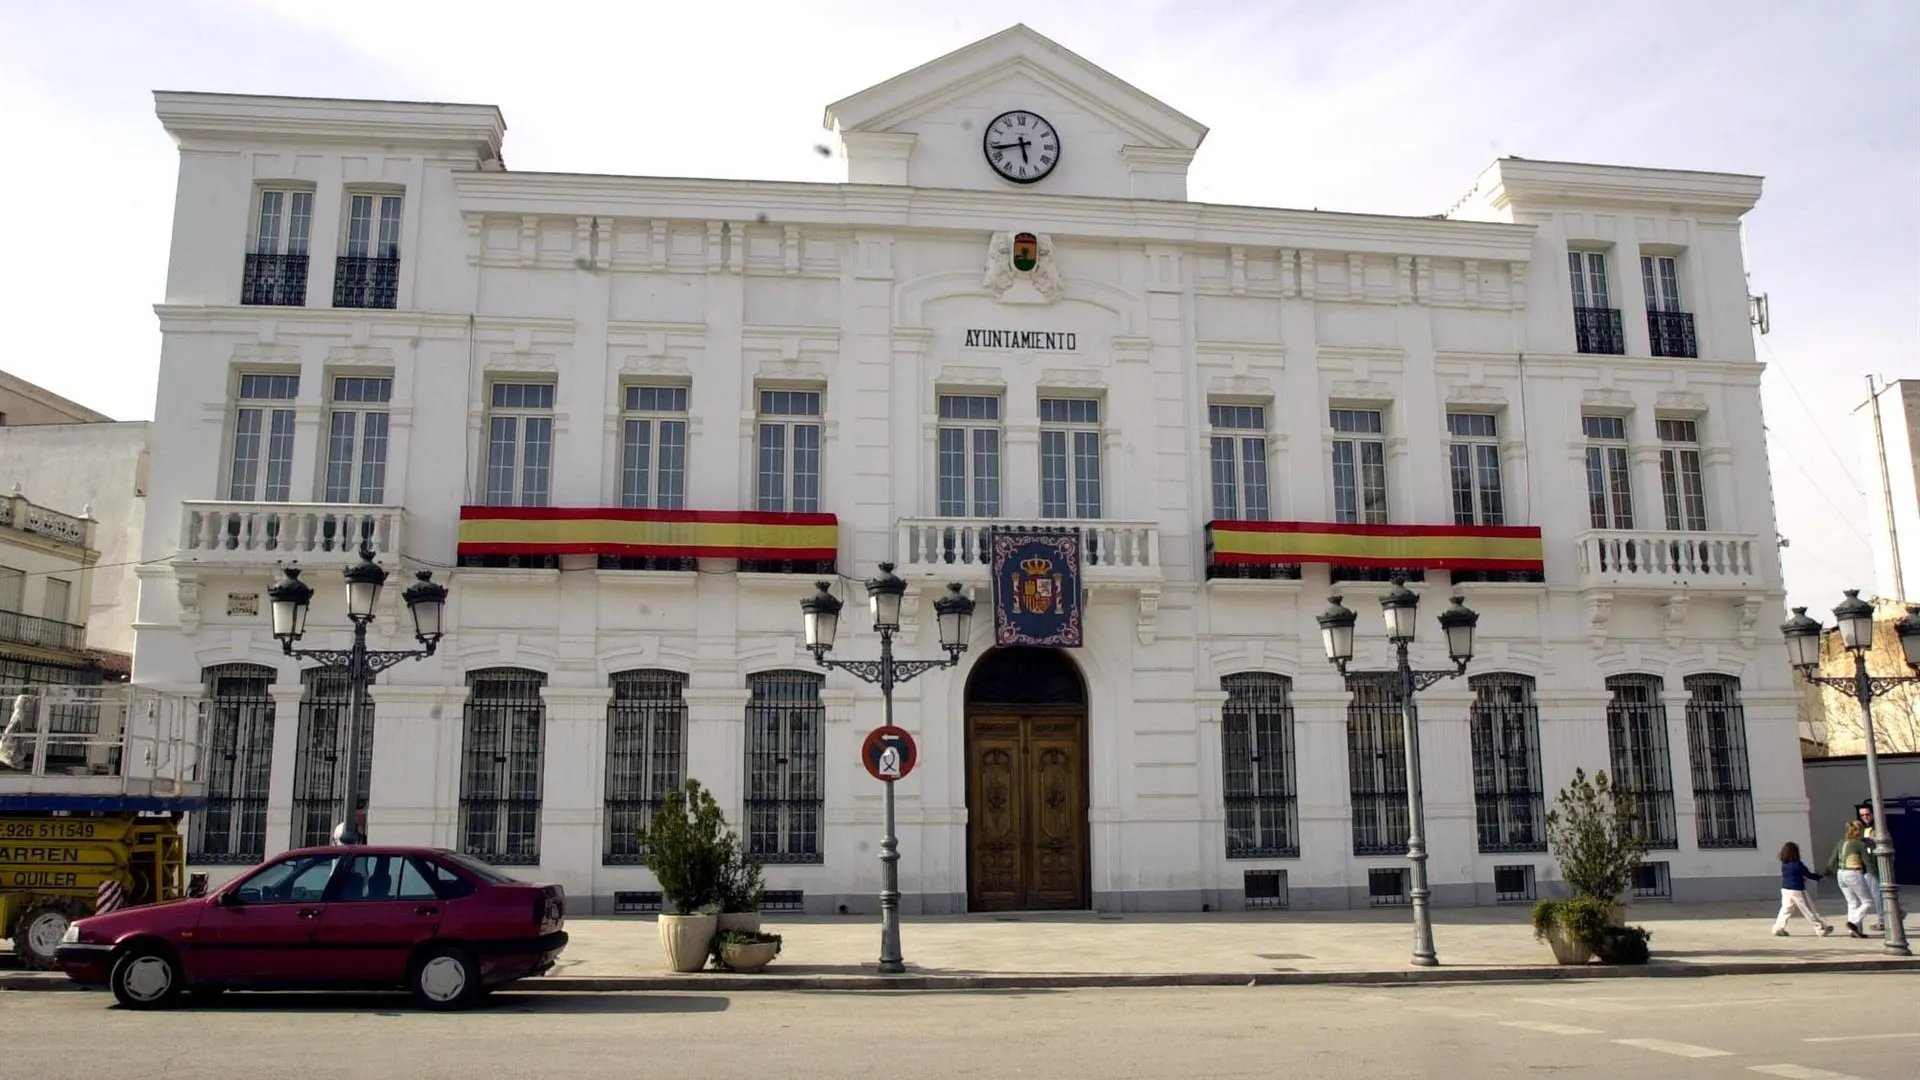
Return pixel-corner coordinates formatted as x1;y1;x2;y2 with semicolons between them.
1612;1038;1733;1058
1412;1005;1499;1020
1803;1032;1920;1042
1749;1066;1869;1080
1499;1020;1604;1036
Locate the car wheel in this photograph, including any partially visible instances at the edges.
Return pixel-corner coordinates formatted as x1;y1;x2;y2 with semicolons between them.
13;902;77;971
110;947;184;1010
410;945;481;1011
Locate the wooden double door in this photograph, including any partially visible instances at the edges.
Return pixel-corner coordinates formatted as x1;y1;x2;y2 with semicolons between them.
965;710;1089;911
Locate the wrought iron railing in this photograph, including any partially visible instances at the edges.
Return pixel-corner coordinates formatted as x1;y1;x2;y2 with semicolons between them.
333;255;400;309
1573;306;1625;355
1647;310;1698;359
458;667;547;866
241;252;309;306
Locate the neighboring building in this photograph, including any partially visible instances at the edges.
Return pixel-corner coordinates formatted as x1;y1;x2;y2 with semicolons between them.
0;372;151;659
1855;377;1920;603
136;25;1800;912
1795;596;1920;756
0;482;108;688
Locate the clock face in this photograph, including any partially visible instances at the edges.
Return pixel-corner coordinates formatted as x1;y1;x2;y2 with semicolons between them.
983;110;1060;185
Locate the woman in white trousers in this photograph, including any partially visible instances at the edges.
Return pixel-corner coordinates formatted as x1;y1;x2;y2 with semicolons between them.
1830;820;1877;938
1772;841;1832;936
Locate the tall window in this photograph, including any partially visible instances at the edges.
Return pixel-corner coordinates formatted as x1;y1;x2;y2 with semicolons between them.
458;668;546;865
1604;674;1679;849
1640;255;1682;313
0;566;22;611
323;376;392;504
1582;415;1634;529
604;670;687;864
44;579;72;623
1330;408;1387;525
1039;397;1102;518
345;193;403;260
744;670;824;863
484;382;555;507
1657;418;1708;531
190;664;278;863
937;394;1002;517
1469;673;1545;853
1209;404;1270;521
1221;673;1297;858
1684;674;1756;848
756;389;822;513
229;374;299;502
1568;251;1611;310
620;386;689;510
1347;673;1408;856
1446;413;1504;526
289;667;373;849
254;188;314;257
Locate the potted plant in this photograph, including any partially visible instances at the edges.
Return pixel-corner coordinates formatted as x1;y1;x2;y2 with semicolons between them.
709;929;783;973
1537;767;1655;964
716;844;767;934
642;778;732;973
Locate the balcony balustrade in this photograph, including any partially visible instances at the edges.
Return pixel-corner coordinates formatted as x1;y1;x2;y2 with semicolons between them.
1573;306;1626;355
333;254;400;309
1647;310;1699;359
177;501;405;568
1573;529;1759;592
896;517;1161;585
240;252;309;307
0;610;86;652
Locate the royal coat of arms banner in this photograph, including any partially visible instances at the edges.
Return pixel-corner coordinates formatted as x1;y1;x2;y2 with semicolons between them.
990;529;1083;648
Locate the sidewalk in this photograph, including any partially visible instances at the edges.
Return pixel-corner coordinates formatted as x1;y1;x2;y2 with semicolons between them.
5;900;1914;992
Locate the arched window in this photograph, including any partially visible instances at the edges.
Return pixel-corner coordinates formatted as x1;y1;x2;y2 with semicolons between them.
290;667;373;850
192;663;277;863
1346;673;1408;856
745;670;824;864
604;669;687;864
1468;673;1545;853
1220;673;1297;858
1604;673;1677;849
458;667;546;865
1683;673;1755;848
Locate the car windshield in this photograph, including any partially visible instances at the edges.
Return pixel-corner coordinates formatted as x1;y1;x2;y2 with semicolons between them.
437;851;519;885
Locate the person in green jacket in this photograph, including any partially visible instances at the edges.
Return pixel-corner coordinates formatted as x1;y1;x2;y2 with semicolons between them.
1828;820;1876;938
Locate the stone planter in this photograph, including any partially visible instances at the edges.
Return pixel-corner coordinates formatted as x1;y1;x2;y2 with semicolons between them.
657;913;718;973
1544;924;1594;966
719;941;780;973
717;911;762;934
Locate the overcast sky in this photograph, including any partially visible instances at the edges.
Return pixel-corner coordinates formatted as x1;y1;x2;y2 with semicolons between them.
1;0;1913;614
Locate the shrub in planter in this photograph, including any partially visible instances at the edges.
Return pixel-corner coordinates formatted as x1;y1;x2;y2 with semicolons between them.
1531;896;1615;964
716;845;767;933
709;929;783;973
1545;767;1648;910
643;779;734;972
1594;925;1652;965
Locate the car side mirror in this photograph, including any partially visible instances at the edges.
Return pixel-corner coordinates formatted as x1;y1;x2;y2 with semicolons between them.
215;891;244;908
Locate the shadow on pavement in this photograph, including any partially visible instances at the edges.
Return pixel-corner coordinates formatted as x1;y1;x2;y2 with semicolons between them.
141;991;733;1015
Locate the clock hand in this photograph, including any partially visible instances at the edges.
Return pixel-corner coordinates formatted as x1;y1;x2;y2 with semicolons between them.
1019;137;1031;164
989;142;1026;150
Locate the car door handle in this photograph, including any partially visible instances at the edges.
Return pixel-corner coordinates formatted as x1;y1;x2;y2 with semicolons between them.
414;906;439;916
296;908;322;919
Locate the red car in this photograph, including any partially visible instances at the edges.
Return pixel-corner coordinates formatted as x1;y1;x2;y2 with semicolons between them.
54;845;566;1010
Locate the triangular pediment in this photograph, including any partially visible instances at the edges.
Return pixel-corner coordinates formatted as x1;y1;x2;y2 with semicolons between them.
823;25;1207;199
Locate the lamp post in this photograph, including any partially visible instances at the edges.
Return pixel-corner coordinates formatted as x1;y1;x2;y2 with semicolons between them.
1780;591;1917;956
266;537;448;846
800;563;975;974
1317;577;1478;967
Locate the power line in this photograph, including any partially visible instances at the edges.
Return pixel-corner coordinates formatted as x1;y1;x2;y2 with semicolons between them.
1759;336;1868;495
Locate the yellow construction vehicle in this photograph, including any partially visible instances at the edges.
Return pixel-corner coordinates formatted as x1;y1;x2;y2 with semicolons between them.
0;812;191;968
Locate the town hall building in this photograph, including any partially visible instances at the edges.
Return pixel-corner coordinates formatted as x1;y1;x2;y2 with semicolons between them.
133;25;1797;914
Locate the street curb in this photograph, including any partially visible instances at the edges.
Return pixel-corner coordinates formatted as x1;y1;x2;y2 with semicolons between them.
5;957;1917;994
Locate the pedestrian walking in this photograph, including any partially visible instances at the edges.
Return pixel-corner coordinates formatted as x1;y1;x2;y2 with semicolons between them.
1854;804;1887;932
1827;820;1877;938
1772;841;1833;936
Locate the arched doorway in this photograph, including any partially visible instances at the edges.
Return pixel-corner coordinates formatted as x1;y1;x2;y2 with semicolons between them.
964;647;1090;912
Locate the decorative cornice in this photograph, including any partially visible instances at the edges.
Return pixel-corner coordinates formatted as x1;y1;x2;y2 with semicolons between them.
155;91;505;165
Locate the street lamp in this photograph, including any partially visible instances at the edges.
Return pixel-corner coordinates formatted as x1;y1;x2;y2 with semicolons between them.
1780;592;1915;956
800;564;975;974
267;537;449;846
1317;578;1478;967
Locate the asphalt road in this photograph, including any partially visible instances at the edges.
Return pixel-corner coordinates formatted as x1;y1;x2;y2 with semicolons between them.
3;973;1915;1079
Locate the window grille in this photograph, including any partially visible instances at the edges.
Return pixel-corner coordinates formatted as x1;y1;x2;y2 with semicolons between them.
1683;674;1756;848
191;664;278;863
745;670;824;863
1220;673;1298;858
614;891;663;914
458;667;546;865
290;667;374;850
604;669;687;865
1604;674;1678;849
762;890;806;913
1469;673;1546;853
1368;867;1410;906
1243;869;1289;910
1347;673;1408;856
1494;865;1537;903
1632;861;1672;899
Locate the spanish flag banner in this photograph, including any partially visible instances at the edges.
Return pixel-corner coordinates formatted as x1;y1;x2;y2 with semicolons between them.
457;506;838;561
1206;520;1544;571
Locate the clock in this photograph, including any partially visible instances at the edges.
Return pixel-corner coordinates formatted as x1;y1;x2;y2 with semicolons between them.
983;110;1060;185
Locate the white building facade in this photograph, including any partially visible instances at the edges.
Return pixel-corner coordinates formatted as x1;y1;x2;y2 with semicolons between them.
135;26;1801;913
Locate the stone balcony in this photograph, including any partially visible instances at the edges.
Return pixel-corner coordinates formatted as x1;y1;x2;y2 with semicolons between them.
175;500;406;571
1;486;94;553
1572;528;1767;648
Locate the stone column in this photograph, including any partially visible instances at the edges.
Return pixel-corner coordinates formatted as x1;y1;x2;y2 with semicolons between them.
1192;689;1230;907
263;684;308;862
683;687;752;822
366;684;465;849
1291;686;1355;909
538;685;613;900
